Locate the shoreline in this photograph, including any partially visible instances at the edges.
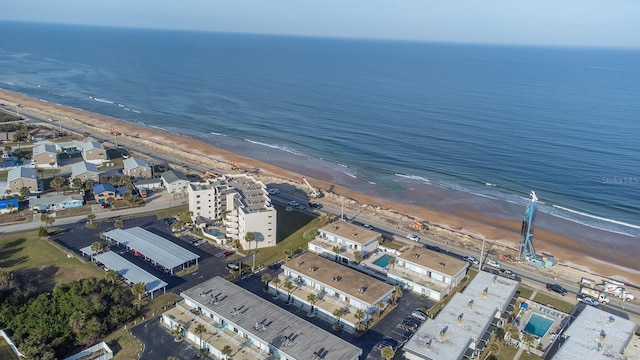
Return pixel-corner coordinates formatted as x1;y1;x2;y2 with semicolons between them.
2;88;639;286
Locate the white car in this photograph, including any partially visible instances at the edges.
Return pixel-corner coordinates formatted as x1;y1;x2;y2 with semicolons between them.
287;200;300;207
464;256;480;265
363;224;373;230
267;188;280;195
487;260;501;269
407;234;420;242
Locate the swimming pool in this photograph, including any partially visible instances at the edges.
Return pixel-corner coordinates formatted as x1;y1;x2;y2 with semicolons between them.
373;254;394;268
524;313;554;338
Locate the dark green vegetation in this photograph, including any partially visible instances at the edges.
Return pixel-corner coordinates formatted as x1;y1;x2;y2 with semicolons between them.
0;277;137;359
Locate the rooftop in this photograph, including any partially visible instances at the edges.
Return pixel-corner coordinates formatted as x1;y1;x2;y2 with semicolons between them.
404;271;519;360
29;193;84;207
7;166;37;182
123;157;149;169
396;246;469;276
71;161;100;176
182;276;362;360
93;183;116;194
318;221;379;245
552;306;638;360
282;252;395;305
161;169;188;184
80;140;104;151
32;142;57;156
92;251;167;293
103;227;199;269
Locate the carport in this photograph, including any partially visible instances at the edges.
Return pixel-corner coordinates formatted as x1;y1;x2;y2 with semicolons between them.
93;251;168;299
103;227;199;274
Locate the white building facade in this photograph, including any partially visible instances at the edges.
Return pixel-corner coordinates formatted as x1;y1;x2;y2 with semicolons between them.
308;221;379;264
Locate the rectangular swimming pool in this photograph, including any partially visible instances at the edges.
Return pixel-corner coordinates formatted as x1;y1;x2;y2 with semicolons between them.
524;313;553;338
373;254;394;268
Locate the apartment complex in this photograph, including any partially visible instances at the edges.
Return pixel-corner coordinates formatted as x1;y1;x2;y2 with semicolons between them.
388;246;468;301
308;221;379;264
272;252;396;333
162;276;362;360
188;174;276;249
404;271;519;360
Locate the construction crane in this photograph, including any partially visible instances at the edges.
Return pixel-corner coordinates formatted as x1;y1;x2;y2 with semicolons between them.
519;191;537;261
302;177;323;198
110;126;122;147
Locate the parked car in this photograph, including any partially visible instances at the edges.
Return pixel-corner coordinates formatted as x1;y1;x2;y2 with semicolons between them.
501;269;518;279
411;309;428;321
546;283;568;296
403;317;422;328
374;338;399;350
407;234;420;242
401;319;420;331
362;224;373;230
287;200;300;207
308;202;322;209
464;256;480;265
424;244;442;252
576;294;600;307
486;260;501;269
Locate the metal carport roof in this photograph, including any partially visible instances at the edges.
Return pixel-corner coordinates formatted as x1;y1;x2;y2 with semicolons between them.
93;251;168;296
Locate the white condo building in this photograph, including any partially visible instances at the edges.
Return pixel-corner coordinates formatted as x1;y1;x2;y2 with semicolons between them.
308;221;380;264
188;174;277;249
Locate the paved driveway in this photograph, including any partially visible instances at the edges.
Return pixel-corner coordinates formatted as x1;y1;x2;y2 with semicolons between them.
132;317;201;360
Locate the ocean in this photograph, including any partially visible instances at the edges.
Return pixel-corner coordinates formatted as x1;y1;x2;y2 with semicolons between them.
1;21;640;243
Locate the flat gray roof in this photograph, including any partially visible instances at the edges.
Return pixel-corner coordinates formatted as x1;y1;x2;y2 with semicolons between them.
182;276;362;360
319;221;379;245
404;271;519;360
103;227;199;269
552;306;638;360
93;251;168;294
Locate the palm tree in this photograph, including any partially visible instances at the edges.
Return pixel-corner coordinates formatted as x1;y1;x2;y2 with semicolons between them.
171;324;184;341
194;323;207;351
354;309;365;330
332;245;341;261
353;250;363;264
245;232;255;249
106;269;119;284
114;218;123;229
391;285;403;305
87;213;96;224
91;241;108;255
261;274;272;289
40;214;55;228
50;176;66;193
283;281;295;303
271;277;282;297
332;308;343;329
71;177;83;190
307;293;318;313
522;333;535;351
380;346;395;360
131;282;147;309
388;257;396;269
221;345;233;359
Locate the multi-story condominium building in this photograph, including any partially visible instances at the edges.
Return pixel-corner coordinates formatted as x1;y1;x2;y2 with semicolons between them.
161;169;189;193
308;221;379;264
271;252;396;333
188;174;276;249
162;276;362;360
403;271;519;360
31;143;58;168
387;246;468;301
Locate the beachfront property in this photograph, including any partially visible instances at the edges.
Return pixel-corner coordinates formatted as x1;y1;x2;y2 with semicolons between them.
70;161;101;182
188;174;277;249
161;169;189;193
403;271;519;360
122;157;151;178
0;199;19;214
162;276;362;360
80;140;108;164
308;221;380;264
6;166;40;194
29;193;84;212
271;252;396;333
31;142;59;168
551;305;638;360
387;246;468;301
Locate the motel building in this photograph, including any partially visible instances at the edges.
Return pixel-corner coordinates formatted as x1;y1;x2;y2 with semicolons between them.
161;276;362;360
387;246;469;301
308;221;379;265
270;252;396;333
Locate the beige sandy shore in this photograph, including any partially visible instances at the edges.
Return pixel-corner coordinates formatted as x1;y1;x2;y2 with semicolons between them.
2;89;639;286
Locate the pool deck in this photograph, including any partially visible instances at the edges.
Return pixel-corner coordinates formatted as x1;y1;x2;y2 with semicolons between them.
361;250;397;274
515;301;567;349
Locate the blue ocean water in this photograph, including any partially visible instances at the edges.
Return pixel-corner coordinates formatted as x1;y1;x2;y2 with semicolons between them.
1;21;640;240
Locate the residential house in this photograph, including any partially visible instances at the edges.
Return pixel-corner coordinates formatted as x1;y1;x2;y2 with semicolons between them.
122;157;151;178
31;142;59;168
81;141;108;164
161;169;189;193
272;252;396;333
387;246;469;301
29;194;84;212
6;166;39;194
188;174;277;248
308;221;379;264
70;161;100;182
162;276;362;360
403;271;519;360
0;199;19;214
92;183;116;203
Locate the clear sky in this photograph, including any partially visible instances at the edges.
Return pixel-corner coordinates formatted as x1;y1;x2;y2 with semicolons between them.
2;0;639;48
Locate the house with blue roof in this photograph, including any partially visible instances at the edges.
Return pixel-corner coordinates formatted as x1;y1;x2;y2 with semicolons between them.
0;199;19;214
93;183;116;203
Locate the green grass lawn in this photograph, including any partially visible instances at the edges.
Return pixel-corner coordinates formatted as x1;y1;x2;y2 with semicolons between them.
0;230;105;290
518;285;535;300
0;338;19;360
532;292;574;313
155;205;188;220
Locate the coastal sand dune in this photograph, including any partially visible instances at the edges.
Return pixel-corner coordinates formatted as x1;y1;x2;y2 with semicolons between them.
2;89;639;286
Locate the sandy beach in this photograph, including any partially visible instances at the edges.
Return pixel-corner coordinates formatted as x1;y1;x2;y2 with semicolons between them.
2;88;639;286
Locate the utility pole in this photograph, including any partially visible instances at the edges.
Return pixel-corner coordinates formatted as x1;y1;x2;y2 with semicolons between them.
479;237;485;271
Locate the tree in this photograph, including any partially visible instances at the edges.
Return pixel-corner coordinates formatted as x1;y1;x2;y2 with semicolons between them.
261;274;272;289
221;345;233;359
380;346;395;360
389;257;396;269
354;309;365;330
87;212;96;224
194;323;207;351
84;179;95;192
271;277;282;296
50;176;66;193
114;218;123;229
71;177;83;189
0;269;15;291
307;293;318;313
40;214;55;228
245;232;255;249
522;333;535;351
68;311;86;336
332;245;341;261
123;191;133;204
38;226;49;237
91;241;108;255
391;286;403;305
283;281;295;303
353;250;363;264
131;282;147;309
332;308;343;329
106;270;119;284
19;186;31;200
171;324;184;341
